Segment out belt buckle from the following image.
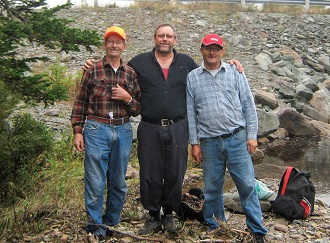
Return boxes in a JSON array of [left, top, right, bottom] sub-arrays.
[[161, 119, 170, 126], [109, 119, 115, 125], [109, 118, 121, 125], [220, 133, 231, 139]]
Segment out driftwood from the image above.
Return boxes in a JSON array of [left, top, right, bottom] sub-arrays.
[[105, 225, 166, 242]]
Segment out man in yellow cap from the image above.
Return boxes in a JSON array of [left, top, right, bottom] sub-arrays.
[[71, 26, 141, 240]]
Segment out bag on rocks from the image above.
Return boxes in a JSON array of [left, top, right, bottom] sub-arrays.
[[255, 178, 274, 200], [270, 166, 315, 220]]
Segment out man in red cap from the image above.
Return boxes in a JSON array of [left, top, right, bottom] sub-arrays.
[[186, 33, 268, 243], [71, 26, 141, 240]]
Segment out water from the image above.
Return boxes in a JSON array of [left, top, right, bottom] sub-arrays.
[[261, 136, 330, 205]]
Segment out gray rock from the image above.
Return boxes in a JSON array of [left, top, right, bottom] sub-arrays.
[[291, 66, 309, 82], [255, 90, 278, 109], [271, 67, 287, 76], [303, 104, 328, 123], [301, 77, 320, 92], [278, 86, 295, 99], [257, 108, 280, 137], [274, 223, 289, 233], [255, 52, 273, 71], [279, 46, 304, 67], [271, 52, 282, 62], [318, 55, 330, 73], [277, 108, 321, 136], [281, 55, 296, 64], [312, 72, 327, 83], [323, 79, 330, 91], [295, 84, 314, 101], [314, 238, 330, 243], [305, 59, 325, 72]]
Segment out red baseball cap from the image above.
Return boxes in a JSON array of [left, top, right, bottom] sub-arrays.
[[104, 26, 126, 41], [202, 34, 223, 47]]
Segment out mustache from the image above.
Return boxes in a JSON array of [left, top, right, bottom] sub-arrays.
[[155, 45, 174, 53]]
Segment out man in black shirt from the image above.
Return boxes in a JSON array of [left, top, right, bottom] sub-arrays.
[[84, 24, 242, 234], [128, 24, 198, 234]]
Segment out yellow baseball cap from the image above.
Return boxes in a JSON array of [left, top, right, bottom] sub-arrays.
[[104, 26, 126, 41]]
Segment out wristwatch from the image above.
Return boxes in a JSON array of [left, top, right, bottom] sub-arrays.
[[125, 96, 133, 106]]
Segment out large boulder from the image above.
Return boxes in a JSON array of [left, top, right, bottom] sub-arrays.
[[278, 45, 304, 67], [308, 90, 330, 122], [276, 108, 321, 136], [255, 89, 278, 109], [254, 52, 273, 71], [257, 108, 280, 137]]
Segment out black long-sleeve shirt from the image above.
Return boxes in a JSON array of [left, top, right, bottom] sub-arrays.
[[128, 48, 198, 120]]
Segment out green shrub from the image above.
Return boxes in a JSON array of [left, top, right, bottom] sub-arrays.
[[0, 114, 54, 205], [0, 80, 18, 124]]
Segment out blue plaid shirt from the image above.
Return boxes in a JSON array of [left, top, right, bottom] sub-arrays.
[[186, 61, 258, 145]]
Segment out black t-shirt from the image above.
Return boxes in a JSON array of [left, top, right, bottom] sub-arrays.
[[128, 48, 198, 120]]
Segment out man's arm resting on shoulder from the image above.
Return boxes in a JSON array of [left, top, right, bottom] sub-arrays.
[[83, 59, 95, 71], [227, 59, 244, 73]]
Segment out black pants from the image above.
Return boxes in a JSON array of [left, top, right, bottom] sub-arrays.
[[137, 118, 188, 213]]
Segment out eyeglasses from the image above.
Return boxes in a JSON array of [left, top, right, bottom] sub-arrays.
[[203, 46, 222, 52], [156, 34, 176, 40], [105, 40, 124, 45]]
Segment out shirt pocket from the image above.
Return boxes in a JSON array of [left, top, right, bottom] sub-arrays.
[[221, 88, 240, 109], [91, 79, 112, 98]]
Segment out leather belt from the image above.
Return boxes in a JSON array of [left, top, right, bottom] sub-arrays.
[[142, 116, 186, 127], [219, 126, 244, 139], [87, 115, 129, 125]]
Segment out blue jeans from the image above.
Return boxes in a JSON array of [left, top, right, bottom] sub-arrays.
[[83, 120, 133, 236], [200, 129, 267, 235]]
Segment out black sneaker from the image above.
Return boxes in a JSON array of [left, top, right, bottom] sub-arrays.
[[95, 234, 105, 241], [162, 214, 177, 233], [138, 218, 162, 235], [253, 233, 266, 243], [105, 227, 113, 236]]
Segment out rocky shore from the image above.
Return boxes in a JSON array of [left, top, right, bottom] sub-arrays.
[[19, 5, 330, 139], [11, 5, 330, 243]]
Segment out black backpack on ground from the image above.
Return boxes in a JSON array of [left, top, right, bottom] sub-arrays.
[[270, 166, 316, 220]]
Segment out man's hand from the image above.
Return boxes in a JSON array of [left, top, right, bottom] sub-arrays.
[[228, 59, 244, 73], [111, 84, 131, 103], [73, 133, 85, 152], [83, 59, 95, 71], [191, 144, 203, 163], [247, 139, 258, 155]]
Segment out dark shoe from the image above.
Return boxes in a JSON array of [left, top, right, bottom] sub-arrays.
[[253, 233, 266, 243], [138, 218, 162, 235], [189, 188, 204, 199], [106, 227, 113, 236], [96, 234, 105, 241], [162, 214, 177, 233]]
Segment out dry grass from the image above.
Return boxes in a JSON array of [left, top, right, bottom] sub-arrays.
[[132, 1, 243, 13], [262, 3, 330, 14], [0, 136, 86, 239], [262, 3, 306, 13], [306, 5, 330, 14], [131, 1, 330, 15]]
